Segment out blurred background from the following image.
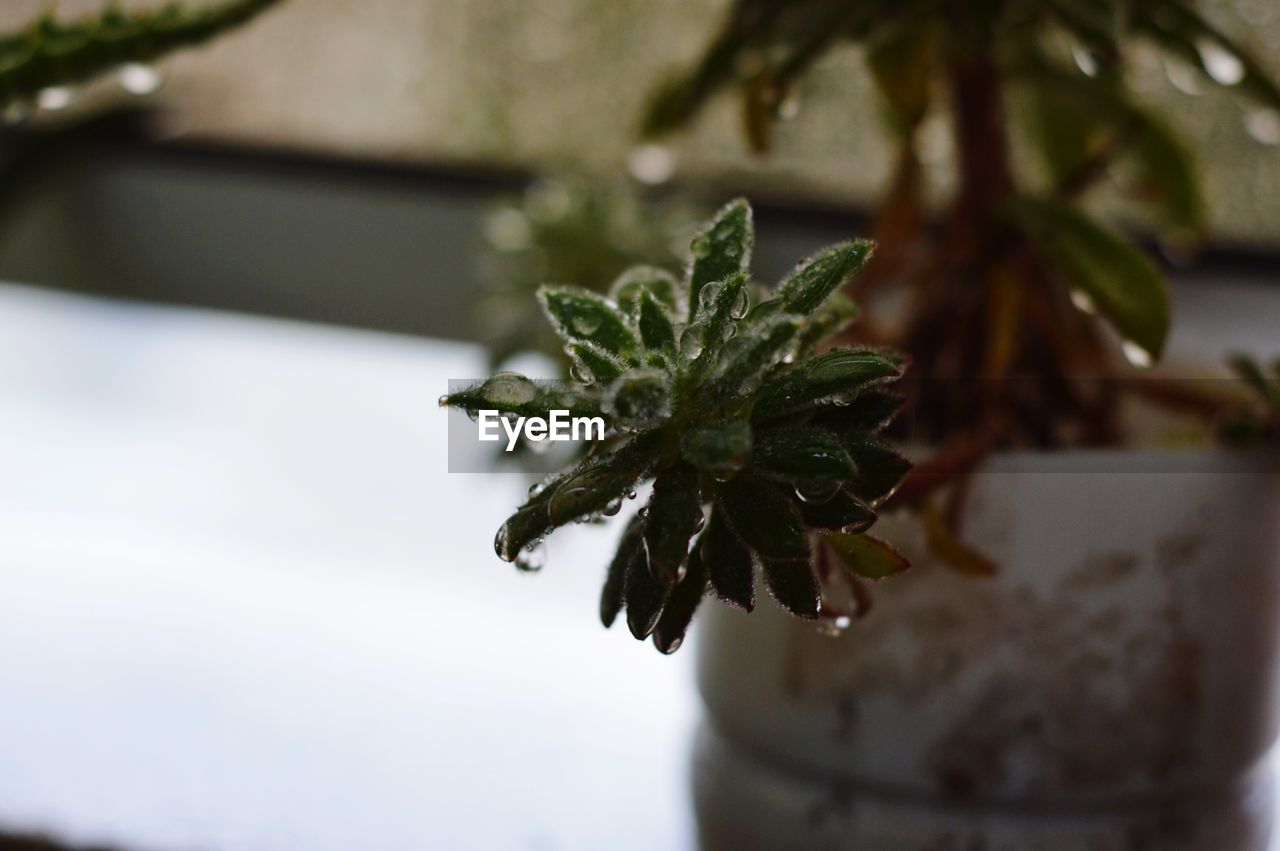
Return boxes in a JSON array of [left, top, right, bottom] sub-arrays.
[[0, 1, 1276, 849]]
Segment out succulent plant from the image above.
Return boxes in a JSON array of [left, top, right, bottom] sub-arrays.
[[0, 0, 282, 113], [443, 199, 913, 653]]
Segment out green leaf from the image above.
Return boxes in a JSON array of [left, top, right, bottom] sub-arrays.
[[544, 436, 657, 528], [680, 418, 753, 479], [843, 437, 911, 506], [796, 490, 876, 533], [624, 542, 669, 640], [752, 428, 858, 484], [539, 285, 639, 359], [637, 288, 678, 354], [601, 517, 643, 628], [1229, 354, 1280, 407], [754, 347, 904, 420], [777, 240, 875, 315], [866, 22, 937, 133], [717, 475, 808, 562], [1128, 112, 1204, 233], [686, 272, 749, 368], [609, 266, 682, 316], [568, 342, 626, 384], [643, 465, 706, 585], [713, 314, 803, 400], [652, 549, 708, 654], [0, 0, 283, 108], [698, 511, 755, 611], [760, 557, 821, 619], [441, 372, 603, 421], [1011, 196, 1170, 363], [606, 371, 671, 430], [826, 532, 910, 580], [687, 199, 753, 313]]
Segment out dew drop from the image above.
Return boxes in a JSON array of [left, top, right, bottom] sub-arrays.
[[2, 99, 33, 127], [570, 363, 591, 384], [119, 63, 164, 96], [1197, 40, 1244, 86], [570, 313, 602, 337], [515, 541, 546, 572], [602, 497, 623, 517], [1245, 109, 1280, 146], [698, 282, 724, 312], [1165, 60, 1202, 96], [37, 86, 75, 111], [437, 394, 450, 407], [680, 324, 707, 360], [528, 481, 547, 498], [730, 288, 750, 320], [1072, 46, 1099, 78], [628, 144, 675, 185], [626, 489, 638, 500], [795, 478, 842, 504], [1070, 289, 1097, 315], [816, 615, 852, 638], [483, 371, 537, 406], [1122, 340, 1154, 369]]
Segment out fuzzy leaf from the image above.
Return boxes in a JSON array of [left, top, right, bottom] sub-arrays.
[[778, 240, 875, 314], [540, 286, 639, 359], [826, 532, 910, 580], [643, 465, 705, 585], [699, 511, 755, 611], [601, 517, 643, 627], [638, 288, 678, 354], [796, 490, 877, 532], [568, 342, 627, 383], [754, 347, 904, 420], [624, 544, 670, 640], [653, 549, 708, 654], [843, 437, 911, 506], [753, 428, 858, 484], [544, 436, 657, 528], [680, 418, 752, 479], [713, 314, 803, 401], [1012, 196, 1170, 363], [0, 0, 283, 108], [442, 372, 603, 421], [687, 272, 749, 368], [760, 557, 821, 619], [687, 199, 752, 312], [718, 475, 808, 562]]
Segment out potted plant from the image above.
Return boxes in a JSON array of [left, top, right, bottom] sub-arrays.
[[447, 2, 1280, 847]]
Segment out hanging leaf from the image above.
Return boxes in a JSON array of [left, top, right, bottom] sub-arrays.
[[698, 512, 756, 611], [796, 490, 877, 532], [601, 517, 644, 627], [826, 532, 910, 580], [653, 550, 709, 654], [1010, 196, 1170, 363], [643, 465, 706, 585], [717, 475, 808, 563], [539, 285, 639, 359], [624, 545, 670, 640], [753, 428, 858, 485], [843, 436, 912, 506]]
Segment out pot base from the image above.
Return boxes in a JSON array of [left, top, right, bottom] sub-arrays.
[[693, 722, 1275, 851]]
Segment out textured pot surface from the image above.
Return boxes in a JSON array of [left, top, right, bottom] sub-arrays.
[[698, 449, 1280, 807]]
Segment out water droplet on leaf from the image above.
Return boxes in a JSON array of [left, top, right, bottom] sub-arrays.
[[37, 86, 75, 111], [602, 497, 623, 517], [483, 372, 537, 406], [119, 63, 164, 96], [1197, 40, 1244, 86], [1072, 46, 1099, 77], [817, 614, 852, 637], [795, 479, 842, 504], [1165, 60, 1202, 95], [570, 313, 602, 336], [515, 541, 546, 572], [680, 324, 707, 360], [1122, 340, 1154, 369], [1070, 289, 1097, 315]]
